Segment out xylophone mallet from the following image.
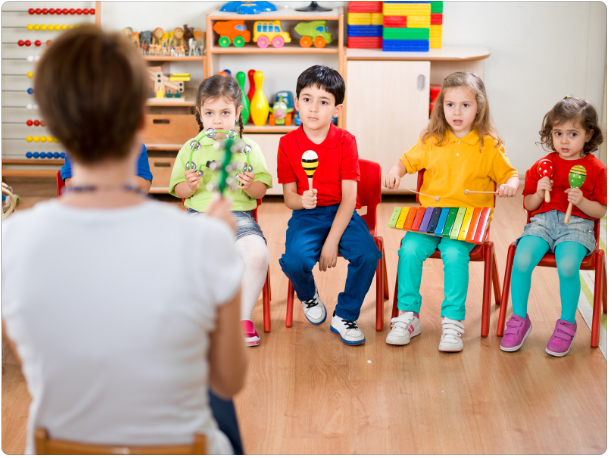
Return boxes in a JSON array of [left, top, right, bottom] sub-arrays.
[[537, 158, 554, 203], [464, 189, 498, 195], [301, 150, 318, 192], [564, 165, 587, 224], [398, 185, 440, 202]]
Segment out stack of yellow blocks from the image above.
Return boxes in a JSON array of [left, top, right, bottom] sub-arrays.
[[348, 12, 384, 25]]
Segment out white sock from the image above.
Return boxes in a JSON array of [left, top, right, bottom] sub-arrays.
[[234, 234, 269, 322]]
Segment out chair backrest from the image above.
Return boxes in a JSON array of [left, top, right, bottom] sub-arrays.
[[35, 429, 207, 455], [356, 158, 381, 237], [525, 209, 600, 251], [56, 170, 65, 197]]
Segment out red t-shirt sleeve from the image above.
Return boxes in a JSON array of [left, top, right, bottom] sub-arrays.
[[277, 137, 297, 184], [522, 161, 539, 196], [340, 135, 360, 181], [592, 166, 607, 206]]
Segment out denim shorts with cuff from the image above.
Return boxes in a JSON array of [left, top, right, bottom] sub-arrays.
[[187, 209, 266, 243]]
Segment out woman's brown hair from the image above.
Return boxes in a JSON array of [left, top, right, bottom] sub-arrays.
[[192, 75, 244, 138], [34, 26, 149, 165], [422, 71, 502, 149], [538, 96, 604, 154]]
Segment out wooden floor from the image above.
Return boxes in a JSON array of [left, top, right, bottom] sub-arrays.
[[2, 179, 607, 454]]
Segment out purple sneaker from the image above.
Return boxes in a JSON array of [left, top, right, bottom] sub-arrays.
[[545, 319, 577, 357], [500, 314, 532, 352]]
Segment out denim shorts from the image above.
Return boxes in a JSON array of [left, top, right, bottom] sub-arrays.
[[187, 209, 266, 243], [516, 210, 596, 255]]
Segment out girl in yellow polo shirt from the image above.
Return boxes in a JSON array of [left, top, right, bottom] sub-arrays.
[[383, 71, 519, 352]]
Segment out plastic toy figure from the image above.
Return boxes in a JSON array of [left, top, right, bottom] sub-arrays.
[[269, 91, 294, 126], [295, 20, 332, 48], [220, 1, 277, 15], [213, 20, 251, 48], [253, 20, 291, 48]]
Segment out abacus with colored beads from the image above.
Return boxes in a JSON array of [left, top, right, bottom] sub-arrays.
[[388, 206, 492, 244]]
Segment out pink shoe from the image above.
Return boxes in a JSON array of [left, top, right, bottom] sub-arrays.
[[545, 319, 577, 357], [500, 314, 532, 352], [241, 320, 260, 347]]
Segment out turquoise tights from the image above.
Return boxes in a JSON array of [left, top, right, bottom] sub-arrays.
[[511, 235, 587, 324]]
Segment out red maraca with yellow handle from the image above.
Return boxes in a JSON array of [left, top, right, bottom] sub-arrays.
[[537, 158, 554, 203], [301, 150, 318, 191], [564, 165, 587, 224]]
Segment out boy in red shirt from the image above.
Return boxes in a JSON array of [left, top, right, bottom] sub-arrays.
[[277, 65, 381, 345]]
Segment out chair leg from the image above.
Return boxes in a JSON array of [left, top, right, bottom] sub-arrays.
[[381, 238, 390, 300], [375, 237, 384, 332], [286, 280, 295, 328], [591, 250, 604, 348], [497, 243, 517, 337], [263, 267, 271, 333], [267, 267, 271, 302], [491, 244, 502, 305], [603, 261, 607, 315], [391, 271, 400, 320], [481, 242, 492, 337]]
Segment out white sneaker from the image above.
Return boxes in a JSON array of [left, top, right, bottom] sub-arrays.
[[301, 287, 327, 325], [330, 312, 365, 345], [386, 312, 421, 346], [438, 317, 465, 352]]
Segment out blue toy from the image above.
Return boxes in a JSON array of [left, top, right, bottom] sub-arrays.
[[294, 111, 301, 126], [27, 88, 34, 94], [220, 1, 277, 14], [26, 152, 32, 158]]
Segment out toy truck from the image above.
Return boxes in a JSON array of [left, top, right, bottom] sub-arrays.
[[269, 91, 294, 126], [294, 20, 332, 48], [212, 20, 251, 48], [253, 20, 292, 48]]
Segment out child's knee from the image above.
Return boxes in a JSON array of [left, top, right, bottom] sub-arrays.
[[440, 245, 470, 267], [279, 252, 310, 275], [398, 236, 432, 261], [513, 251, 537, 274], [557, 256, 580, 279]]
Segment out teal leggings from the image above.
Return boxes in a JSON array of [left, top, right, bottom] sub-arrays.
[[397, 231, 474, 321], [511, 235, 587, 324]]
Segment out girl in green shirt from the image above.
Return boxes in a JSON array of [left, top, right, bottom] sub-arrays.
[[170, 75, 272, 347]]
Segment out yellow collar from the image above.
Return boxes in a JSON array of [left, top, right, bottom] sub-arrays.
[[447, 129, 480, 146]]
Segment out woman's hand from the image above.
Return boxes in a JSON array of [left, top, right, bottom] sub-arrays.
[[206, 194, 236, 232], [185, 169, 201, 192]]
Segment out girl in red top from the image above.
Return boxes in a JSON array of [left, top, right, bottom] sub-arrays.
[[500, 97, 606, 357]]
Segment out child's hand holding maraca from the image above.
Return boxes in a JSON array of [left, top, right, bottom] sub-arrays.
[[536, 176, 553, 199], [565, 187, 584, 207], [184, 168, 201, 192], [302, 189, 317, 209]]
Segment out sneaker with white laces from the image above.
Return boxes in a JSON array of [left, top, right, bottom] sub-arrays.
[[439, 317, 465, 352], [386, 312, 421, 345], [301, 287, 327, 325], [330, 312, 365, 345]]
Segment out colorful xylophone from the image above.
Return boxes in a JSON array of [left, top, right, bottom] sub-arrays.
[[388, 206, 492, 244]]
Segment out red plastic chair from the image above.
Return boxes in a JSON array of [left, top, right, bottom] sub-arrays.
[[497, 210, 607, 347], [285, 159, 390, 331], [57, 170, 273, 333], [390, 169, 502, 337]]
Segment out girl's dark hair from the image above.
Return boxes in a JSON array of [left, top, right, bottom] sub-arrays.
[[191, 74, 244, 137], [538, 96, 604, 154], [296, 65, 345, 105]]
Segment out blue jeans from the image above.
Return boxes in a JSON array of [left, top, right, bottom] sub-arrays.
[[208, 389, 243, 455], [279, 205, 381, 321]]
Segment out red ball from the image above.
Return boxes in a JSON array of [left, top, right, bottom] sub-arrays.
[[18, 40, 25, 46], [62, 8, 69, 14], [28, 8, 35, 14], [35, 8, 41, 14], [42, 8, 48, 14], [46, 40, 52, 46], [49, 8, 55, 14], [25, 40, 31, 47], [33, 120, 40, 126], [83, 9, 89, 14], [55, 8, 61, 14], [90, 8, 95, 14], [26, 120, 33, 126], [34, 40, 41, 46], [69, 8, 75, 14], [76, 8, 82, 14], [40, 120, 46, 127]]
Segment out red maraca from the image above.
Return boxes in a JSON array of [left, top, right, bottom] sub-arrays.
[[537, 158, 554, 203]]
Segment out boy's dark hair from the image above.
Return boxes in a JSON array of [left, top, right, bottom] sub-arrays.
[[34, 27, 149, 165], [538, 96, 604, 154], [296, 65, 345, 105], [191, 74, 244, 138]]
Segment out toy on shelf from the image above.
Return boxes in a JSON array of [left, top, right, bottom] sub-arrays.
[[236, 72, 251, 125], [537, 158, 554, 203], [220, 1, 277, 14], [294, 111, 301, 126], [125, 25, 204, 56], [253, 21, 291, 48], [148, 67, 190, 99], [218, 69, 232, 76], [250, 71, 269, 126], [213, 20, 251, 48], [295, 21, 332, 48], [382, 1, 443, 51], [296, 1, 331, 12], [247, 69, 256, 101], [564, 165, 587, 224], [269, 91, 294, 126]]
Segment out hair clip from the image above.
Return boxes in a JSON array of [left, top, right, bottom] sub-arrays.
[[564, 95, 573, 99]]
